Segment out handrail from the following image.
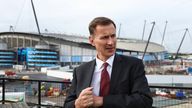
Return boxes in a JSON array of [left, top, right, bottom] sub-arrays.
[[0, 77, 71, 84], [149, 85, 192, 90]]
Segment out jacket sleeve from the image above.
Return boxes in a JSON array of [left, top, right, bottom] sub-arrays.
[[103, 60, 153, 108], [63, 68, 77, 108]]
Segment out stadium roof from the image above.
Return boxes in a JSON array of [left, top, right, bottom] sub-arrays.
[[45, 33, 166, 53]]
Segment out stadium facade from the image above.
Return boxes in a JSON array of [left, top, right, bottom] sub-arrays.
[[0, 32, 166, 68]]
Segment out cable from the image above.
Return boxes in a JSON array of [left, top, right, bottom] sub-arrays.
[[187, 30, 192, 44], [14, 0, 27, 31], [155, 24, 171, 51], [166, 28, 184, 35], [155, 25, 163, 38], [186, 30, 192, 53]]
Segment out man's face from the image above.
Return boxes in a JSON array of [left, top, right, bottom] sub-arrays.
[[89, 23, 117, 61]]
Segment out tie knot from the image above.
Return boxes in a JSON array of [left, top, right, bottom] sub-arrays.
[[103, 62, 108, 69]]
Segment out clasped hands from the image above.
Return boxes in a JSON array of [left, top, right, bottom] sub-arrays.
[[75, 87, 103, 108]]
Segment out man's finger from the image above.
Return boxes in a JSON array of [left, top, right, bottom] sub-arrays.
[[79, 87, 93, 96]]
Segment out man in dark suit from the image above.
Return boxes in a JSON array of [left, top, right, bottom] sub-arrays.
[[64, 17, 152, 108]]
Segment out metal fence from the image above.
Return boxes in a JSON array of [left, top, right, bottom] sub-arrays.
[[150, 85, 192, 108], [0, 77, 71, 108], [1, 78, 192, 108]]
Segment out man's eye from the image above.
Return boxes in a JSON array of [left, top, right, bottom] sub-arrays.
[[111, 34, 116, 38], [101, 36, 108, 39], [104, 36, 108, 39]]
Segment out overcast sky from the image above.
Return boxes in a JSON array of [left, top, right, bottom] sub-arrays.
[[1, 0, 192, 53]]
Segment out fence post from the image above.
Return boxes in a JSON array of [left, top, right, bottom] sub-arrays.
[[38, 81, 41, 108], [2, 78, 5, 104]]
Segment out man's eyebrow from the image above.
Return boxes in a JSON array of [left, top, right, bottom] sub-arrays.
[[105, 33, 116, 36]]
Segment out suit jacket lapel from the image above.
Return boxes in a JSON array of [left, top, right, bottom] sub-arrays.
[[110, 54, 123, 93], [85, 59, 96, 87], [77, 60, 95, 96]]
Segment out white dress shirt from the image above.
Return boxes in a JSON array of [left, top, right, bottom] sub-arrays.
[[91, 54, 115, 96]]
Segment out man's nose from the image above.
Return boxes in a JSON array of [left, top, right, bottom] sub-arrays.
[[107, 37, 114, 45]]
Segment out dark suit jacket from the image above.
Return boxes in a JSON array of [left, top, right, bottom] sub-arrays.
[[64, 54, 153, 108]]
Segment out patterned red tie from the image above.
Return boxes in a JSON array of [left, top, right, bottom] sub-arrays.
[[100, 63, 110, 96]]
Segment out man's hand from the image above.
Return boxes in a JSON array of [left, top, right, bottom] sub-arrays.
[[75, 87, 94, 108], [92, 96, 103, 107]]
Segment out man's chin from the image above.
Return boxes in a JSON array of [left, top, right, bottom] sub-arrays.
[[108, 49, 115, 54], [107, 52, 115, 56]]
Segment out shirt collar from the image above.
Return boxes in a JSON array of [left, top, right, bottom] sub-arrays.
[[96, 54, 115, 69]]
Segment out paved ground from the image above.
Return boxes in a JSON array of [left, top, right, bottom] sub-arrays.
[[26, 95, 66, 107]]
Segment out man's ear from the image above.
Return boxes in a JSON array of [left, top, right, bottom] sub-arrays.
[[89, 36, 95, 46]]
